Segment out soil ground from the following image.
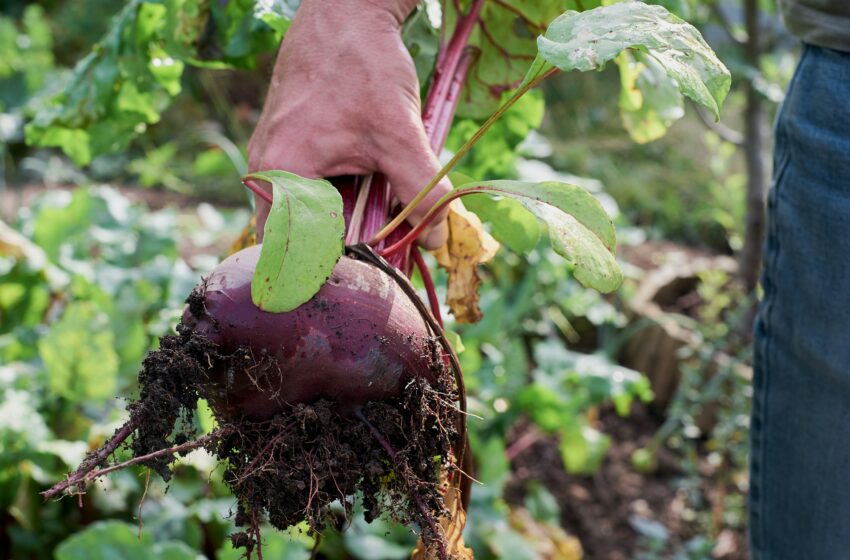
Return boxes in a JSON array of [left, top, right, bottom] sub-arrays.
[[504, 405, 749, 560]]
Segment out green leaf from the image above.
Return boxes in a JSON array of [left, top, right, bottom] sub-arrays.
[[444, 328, 466, 354], [38, 301, 119, 402], [450, 1, 598, 119], [558, 423, 610, 475], [617, 51, 685, 143], [462, 194, 541, 253], [217, 526, 312, 560], [475, 435, 510, 490], [25, 1, 161, 165], [0, 389, 50, 467], [249, 170, 344, 312], [196, 399, 217, 434], [524, 482, 561, 525], [402, 5, 439, 92], [453, 180, 622, 293], [26, 0, 292, 165], [56, 521, 200, 560], [532, 0, 730, 118], [516, 383, 571, 433], [253, 0, 301, 34]]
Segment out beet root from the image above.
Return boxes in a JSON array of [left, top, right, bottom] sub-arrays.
[[112, 245, 465, 559]]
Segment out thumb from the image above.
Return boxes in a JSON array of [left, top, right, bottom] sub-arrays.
[[379, 129, 452, 250]]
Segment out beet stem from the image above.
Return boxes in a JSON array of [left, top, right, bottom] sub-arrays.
[[346, 0, 481, 259], [428, 48, 478, 154], [359, 174, 392, 247], [422, 0, 485, 147], [380, 195, 456, 258], [242, 179, 273, 205], [346, 174, 372, 244], [411, 246, 443, 328], [369, 67, 559, 247]]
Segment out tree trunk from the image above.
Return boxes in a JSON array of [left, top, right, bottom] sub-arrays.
[[739, 0, 767, 294]]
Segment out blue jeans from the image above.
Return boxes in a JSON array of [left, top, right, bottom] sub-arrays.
[[751, 44, 850, 558]]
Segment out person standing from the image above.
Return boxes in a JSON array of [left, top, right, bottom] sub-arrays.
[[751, 1, 850, 557]]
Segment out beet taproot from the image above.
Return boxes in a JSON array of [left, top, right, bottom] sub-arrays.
[[182, 245, 444, 419]]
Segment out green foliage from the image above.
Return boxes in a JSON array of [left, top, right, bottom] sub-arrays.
[[617, 51, 685, 144], [463, 193, 541, 253], [0, 186, 246, 557], [55, 521, 200, 560], [128, 141, 192, 192], [452, 179, 622, 292], [447, 90, 545, 179], [248, 170, 344, 312], [402, 5, 440, 94], [531, 1, 730, 119], [447, 1, 599, 120], [514, 340, 651, 474], [0, 5, 54, 108], [25, 0, 290, 166], [38, 301, 119, 402]]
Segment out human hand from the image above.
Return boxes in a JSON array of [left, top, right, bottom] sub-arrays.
[[247, 0, 450, 249]]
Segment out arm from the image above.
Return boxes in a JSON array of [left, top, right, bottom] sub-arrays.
[[247, 0, 451, 249]]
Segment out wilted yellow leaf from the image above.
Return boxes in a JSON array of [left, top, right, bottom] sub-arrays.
[[432, 201, 499, 324]]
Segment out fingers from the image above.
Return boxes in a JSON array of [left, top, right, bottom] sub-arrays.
[[379, 128, 452, 250]]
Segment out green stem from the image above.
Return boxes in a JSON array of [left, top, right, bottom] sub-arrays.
[[367, 67, 558, 246]]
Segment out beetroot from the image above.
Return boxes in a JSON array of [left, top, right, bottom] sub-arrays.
[[46, 244, 464, 560], [183, 245, 443, 419]]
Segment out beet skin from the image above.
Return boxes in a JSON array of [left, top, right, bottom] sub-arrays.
[[182, 245, 442, 419]]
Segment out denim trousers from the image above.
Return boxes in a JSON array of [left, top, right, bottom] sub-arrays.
[[751, 44, 850, 558]]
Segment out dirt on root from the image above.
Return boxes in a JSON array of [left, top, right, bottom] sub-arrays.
[[504, 405, 749, 560], [128, 323, 461, 559]]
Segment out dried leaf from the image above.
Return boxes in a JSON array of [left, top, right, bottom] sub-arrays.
[[411, 475, 473, 560], [227, 214, 257, 256], [432, 201, 499, 324], [0, 220, 47, 267], [508, 508, 583, 560]]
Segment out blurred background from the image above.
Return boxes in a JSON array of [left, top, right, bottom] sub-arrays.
[[0, 1, 797, 558]]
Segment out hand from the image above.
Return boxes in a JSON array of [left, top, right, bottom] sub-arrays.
[[247, 0, 451, 249]]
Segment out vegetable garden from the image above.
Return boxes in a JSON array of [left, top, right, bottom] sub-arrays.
[[1, 1, 795, 558]]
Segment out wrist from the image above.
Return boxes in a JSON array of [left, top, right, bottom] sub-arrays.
[[297, 0, 417, 28], [364, 0, 419, 24]]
